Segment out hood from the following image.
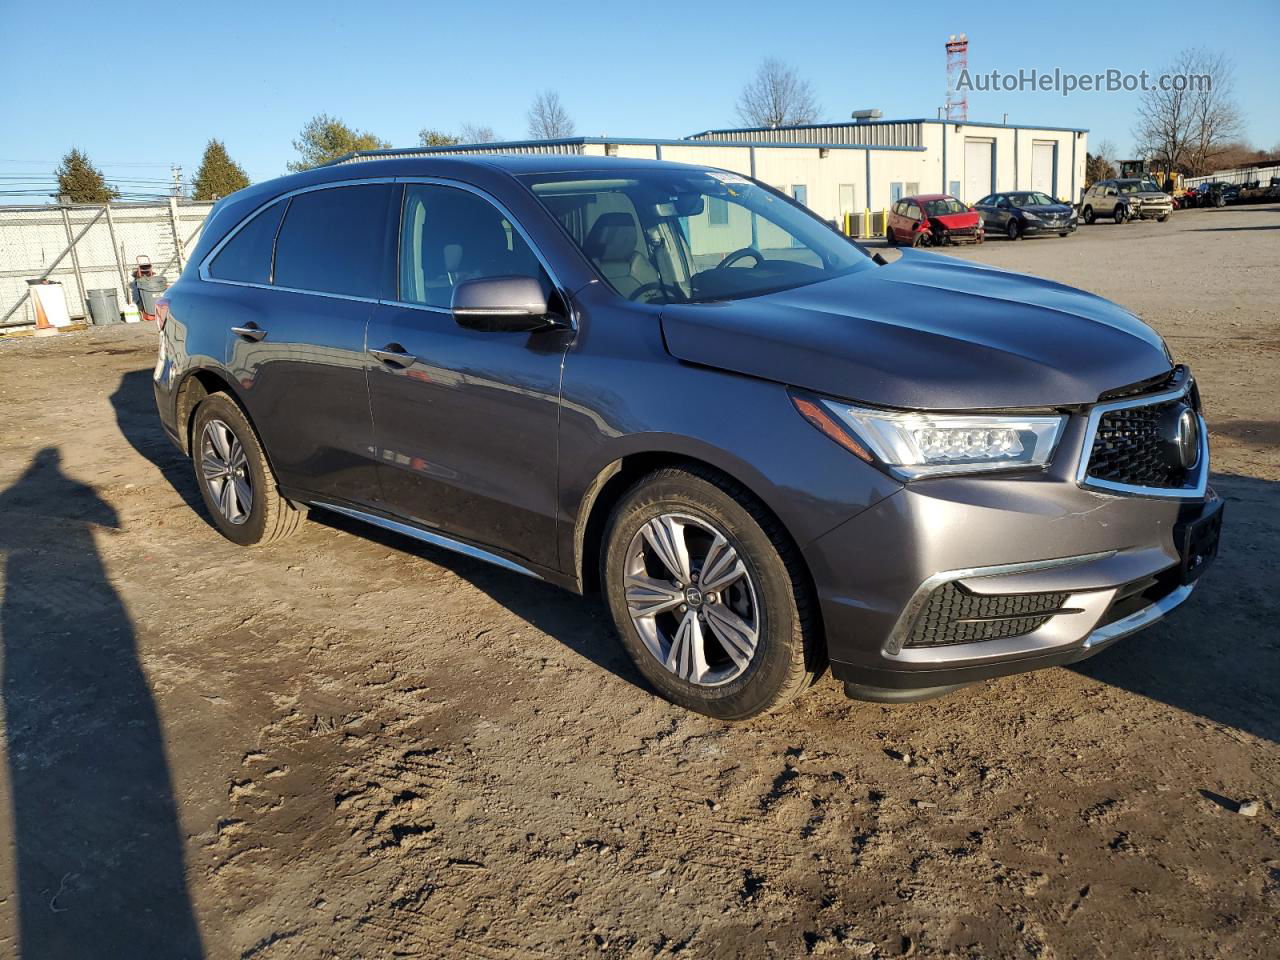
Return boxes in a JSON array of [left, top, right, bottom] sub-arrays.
[[659, 250, 1172, 410], [929, 211, 981, 228]]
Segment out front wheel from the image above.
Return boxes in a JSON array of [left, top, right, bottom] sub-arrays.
[[1114, 205, 1128, 224], [1157, 214, 1170, 222], [602, 467, 820, 720], [1082, 205, 1095, 224], [912, 229, 931, 247], [1006, 219, 1022, 240], [191, 393, 303, 546]]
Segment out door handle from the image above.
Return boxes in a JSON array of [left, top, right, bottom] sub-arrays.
[[370, 345, 417, 368], [231, 324, 267, 342]]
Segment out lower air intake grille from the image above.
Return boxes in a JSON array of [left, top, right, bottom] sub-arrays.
[[905, 583, 1070, 648]]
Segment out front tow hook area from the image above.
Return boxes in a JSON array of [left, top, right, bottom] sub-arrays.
[[843, 680, 976, 704]]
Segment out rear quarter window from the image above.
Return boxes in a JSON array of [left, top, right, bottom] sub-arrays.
[[272, 184, 393, 298], [207, 200, 286, 284]]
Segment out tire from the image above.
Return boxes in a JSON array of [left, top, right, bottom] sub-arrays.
[[1059, 232, 1070, 237], [601, 466, 820, 720], [1114, 205, 1127, 224], [1082, 205, 1095, 225], [885, 226, 897, 246], [191, 393, 304, 546], [1006, 219, 1021, 240], [912, 229, 931, 247], [1157, 214, 1169, 222]]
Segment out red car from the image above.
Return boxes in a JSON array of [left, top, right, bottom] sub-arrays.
[[886, 194, 984, 246]]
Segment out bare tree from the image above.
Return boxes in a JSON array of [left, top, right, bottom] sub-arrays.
[[735, 58, 819, 128], [459, 123, 499, 143], [1133, 48, 1241, 176], [527, 91, 575, 139], [1093, 138, 1118, 168]]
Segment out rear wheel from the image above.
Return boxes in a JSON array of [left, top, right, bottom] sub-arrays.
[[191, 393, 303, 546], [885, 225, 897, 246], [602, 467, 820, 720]]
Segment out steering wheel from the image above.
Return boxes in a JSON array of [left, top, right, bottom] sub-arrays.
[[628, 281, 675, 303], [717, 247, 764, 269]]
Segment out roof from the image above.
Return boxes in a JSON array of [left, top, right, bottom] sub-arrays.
[[907, 193, 952, 201], [328, 135, 926, 167], [687, 118, 1089, 137], [327, 153, 711, 174]]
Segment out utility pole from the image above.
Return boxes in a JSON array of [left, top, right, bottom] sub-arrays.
[[170, 163, 184, 198]]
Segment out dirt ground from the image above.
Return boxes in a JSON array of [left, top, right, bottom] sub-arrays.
[[0, 202, 1277, 960]]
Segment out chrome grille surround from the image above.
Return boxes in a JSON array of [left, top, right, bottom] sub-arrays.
[[1077, 371, 1208, 499]]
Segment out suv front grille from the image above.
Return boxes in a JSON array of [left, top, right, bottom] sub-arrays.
[[1081, 366, 1205, 497], [904, 582, 1070, 648], [1087, 400, 1187, 489]]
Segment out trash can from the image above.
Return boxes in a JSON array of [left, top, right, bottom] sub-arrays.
[[133, 275, 168, 319], [87, 288, 121, 326]]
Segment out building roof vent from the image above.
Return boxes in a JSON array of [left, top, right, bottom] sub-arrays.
[[851, 109, 883, 124]]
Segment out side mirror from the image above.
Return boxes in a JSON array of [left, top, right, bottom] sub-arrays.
[[451, 275, 563, 333]]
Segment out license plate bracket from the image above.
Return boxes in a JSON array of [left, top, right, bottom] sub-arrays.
[[1175, 499, 1223, 585]]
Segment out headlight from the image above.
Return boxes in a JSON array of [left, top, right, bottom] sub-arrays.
[[1022, 212, 1041, 222], [795, 395, 1066, 479]]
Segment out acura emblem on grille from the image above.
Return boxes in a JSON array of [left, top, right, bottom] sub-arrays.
[[1174, 406, 1200, 469]]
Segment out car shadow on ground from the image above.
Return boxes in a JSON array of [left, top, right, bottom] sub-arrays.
[[309, 508, 649, 692], [108, 367, 649, 696], [0, 448, 205, 958], [1190, 224, 1280, 232], [1070, 472, 1279, 744], [110, 369, 207, 518]]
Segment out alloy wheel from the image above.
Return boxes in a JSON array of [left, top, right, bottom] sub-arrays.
[[623, 513, 760, 687], [200, 419, 253, 525]]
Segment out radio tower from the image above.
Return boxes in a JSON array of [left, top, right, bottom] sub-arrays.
[[945, 34, 969, 122]]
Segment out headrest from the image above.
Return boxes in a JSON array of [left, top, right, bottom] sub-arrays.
[[583, 213, 638, 262]]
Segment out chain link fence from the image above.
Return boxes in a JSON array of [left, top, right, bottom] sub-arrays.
[[1, 200, 214, 330]]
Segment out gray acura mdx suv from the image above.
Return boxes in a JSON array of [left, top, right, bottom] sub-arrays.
[[153, 155, 1221, 719]]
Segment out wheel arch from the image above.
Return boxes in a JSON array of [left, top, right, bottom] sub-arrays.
[[572, 450, 818, 614], [174, 366, 252, 456]]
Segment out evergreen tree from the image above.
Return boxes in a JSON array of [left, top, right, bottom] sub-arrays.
[[288, 114, 390, 171], [191, 139, 250, 200], [55, 148, 118, 203]]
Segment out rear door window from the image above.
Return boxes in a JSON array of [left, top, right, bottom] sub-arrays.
[[208, 200, 286, 284], [272, 184, 393, 298]]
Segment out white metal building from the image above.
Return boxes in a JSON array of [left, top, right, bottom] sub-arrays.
[[337, 117, 1088, 225]]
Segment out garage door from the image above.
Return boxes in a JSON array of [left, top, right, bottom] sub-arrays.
[[963, 139, 994, 204], [1032, 141, 1057, 196]]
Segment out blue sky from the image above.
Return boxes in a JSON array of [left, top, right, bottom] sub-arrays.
[[2, 0, 1277, 199]]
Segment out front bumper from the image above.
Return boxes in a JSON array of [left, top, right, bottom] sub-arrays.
[[1133, 204, 1173, 219], [1023, 219, 1077, 235], [802, 408, 1219, 698]]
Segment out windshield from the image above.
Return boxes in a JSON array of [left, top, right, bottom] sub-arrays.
[[1117, 181, 1148, 194], [921, 197, 969, 216], [1010, 192, 1056, 207], [519, 169, 873, 304]]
